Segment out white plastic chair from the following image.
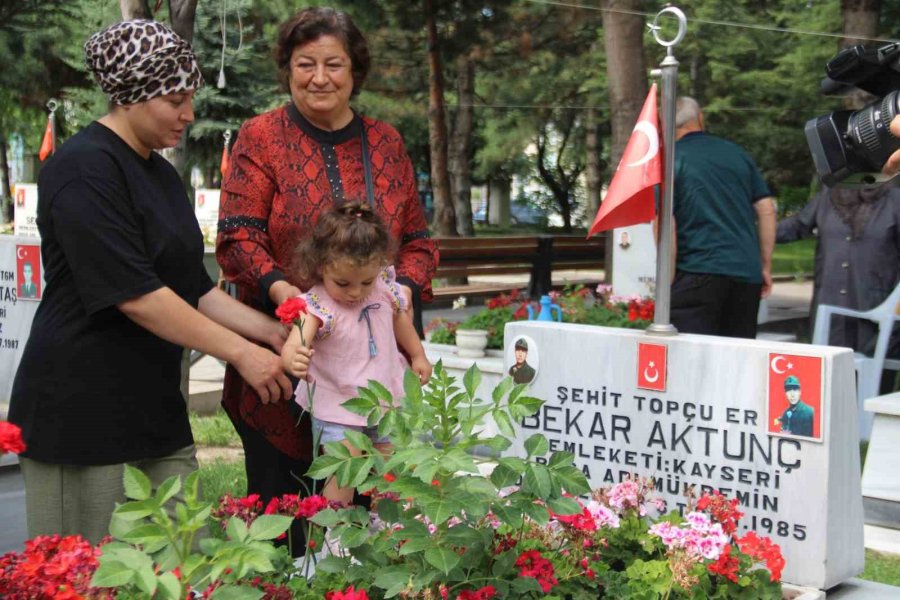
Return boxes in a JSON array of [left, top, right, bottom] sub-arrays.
[[812, 281, 900, 440]]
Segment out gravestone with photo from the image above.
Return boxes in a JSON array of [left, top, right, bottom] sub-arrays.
[[504, 320, 863, 589]]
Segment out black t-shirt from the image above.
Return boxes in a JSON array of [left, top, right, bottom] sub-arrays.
[[9, 122, 214, 465]]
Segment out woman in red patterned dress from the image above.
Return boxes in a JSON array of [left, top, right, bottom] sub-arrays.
[[215, 7, 437, 552]]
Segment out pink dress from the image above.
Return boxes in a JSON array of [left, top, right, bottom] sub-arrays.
[[294, 267, 409, 426]]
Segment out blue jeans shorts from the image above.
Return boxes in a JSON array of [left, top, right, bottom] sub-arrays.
[[310, 416, 389, 445]]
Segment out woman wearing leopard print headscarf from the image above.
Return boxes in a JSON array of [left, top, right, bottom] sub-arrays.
[[9, 19, 293, 544]]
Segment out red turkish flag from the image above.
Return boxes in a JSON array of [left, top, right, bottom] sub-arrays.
[[637, 342, 667, 392], [767, 353, 823, 441], [220, 143, 230, 178], [38, 118, 54, 161], [588, 84, 662, 236]]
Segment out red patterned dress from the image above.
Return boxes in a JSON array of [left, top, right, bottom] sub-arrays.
[[216, 104, 437, 461]]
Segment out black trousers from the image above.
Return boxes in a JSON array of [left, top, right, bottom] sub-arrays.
[[232, 416, 313, 557], [669, 271, 762, 339]]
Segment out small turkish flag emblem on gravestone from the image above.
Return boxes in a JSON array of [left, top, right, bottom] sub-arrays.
[[637, 342, 667, 392]]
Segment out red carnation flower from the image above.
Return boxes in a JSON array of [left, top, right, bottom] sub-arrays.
[[0, 420, 26, 455], [275, 297, 308, 325]]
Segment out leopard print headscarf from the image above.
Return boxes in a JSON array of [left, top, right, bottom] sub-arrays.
[[84, 20, 203, 105]]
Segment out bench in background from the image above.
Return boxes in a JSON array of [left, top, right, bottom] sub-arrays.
[[433, 234, 606, 302]]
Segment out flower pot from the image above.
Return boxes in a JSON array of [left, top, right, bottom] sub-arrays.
[[455, 328, 489, 358]]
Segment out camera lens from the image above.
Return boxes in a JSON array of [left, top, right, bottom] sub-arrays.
[[846, 90, 900, 169]]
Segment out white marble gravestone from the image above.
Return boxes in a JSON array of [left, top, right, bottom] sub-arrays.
[[504, 321, 863, 590], [610, 223, 656, 298]]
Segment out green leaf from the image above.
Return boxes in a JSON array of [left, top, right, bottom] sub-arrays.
[[548, 451, 575, 469], [183, 469, 200, 503], [421, 496, 462, 525], [480, 435, 512, 452], [491, 376, 515, 404], [340, 526, 370, 549], [367, 379, 395, 404], [226, 516, 249, 543], [343, 429, 375, 453], [524, 433, 549, 457], [119, 523, 168, 547], [490, 502, 523, 528], [248, 514, 293, 541], [306, 455, 344, 480], [463, 364, 482, 399], [342, 396, 376, 416], [210, 585, 265, 600], [510, 395, 544, 419], [123, 465, 152, 501], [511, 575, 544, 594], [490, 463, 519, 488], [156, 572, 181, 600], [310, 507, 341, 528], [112, 499, 156, 521], [377, 498, 401, 523], [315, 555, 351, 573], [498, 456, 528, 473], [374, 565, 413, 592], [425, 547, 461, 575], [336, 455, 374, 488], [438, 449, 479, 474], [555, 465, 591, 496], [492, 409, 516, 437], [397, 536, 432, 555], [524, 463, 552, 498], [403, 368, 423, 404], [412, 459, 439, 484], [90, 561, 134, 588], [154, 475, 181, 507], [547, 496, 582, 516]]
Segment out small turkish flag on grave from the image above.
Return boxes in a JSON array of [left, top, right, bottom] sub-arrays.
[[637, 342, 667, 392]]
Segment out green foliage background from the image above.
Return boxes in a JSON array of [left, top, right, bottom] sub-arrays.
[[1, 0, 895, 219]]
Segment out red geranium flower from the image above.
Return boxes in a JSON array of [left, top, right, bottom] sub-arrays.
[[275, 297, 308, 325], [325, 585, 369, 600], [707, 544, 740, 583], [457, 585, 497, 599], [0, 420, 26, 455]]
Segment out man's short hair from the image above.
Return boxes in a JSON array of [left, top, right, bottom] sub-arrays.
[[514, 338, 528, 351], [675, 96, 702, 129]]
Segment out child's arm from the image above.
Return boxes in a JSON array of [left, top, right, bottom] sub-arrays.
[[281, 316, 320, 380], [394, 309, 432, 384]]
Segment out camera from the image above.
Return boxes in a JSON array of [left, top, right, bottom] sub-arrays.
[[805, 42, 900, 186]]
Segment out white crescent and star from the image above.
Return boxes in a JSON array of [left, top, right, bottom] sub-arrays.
[[643, 360, 659, 383], [16, 247, 27, 259], [625, 121, 660, 167], [770, 355, 794, 374]]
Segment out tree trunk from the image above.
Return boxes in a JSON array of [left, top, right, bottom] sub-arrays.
[[584, 105, 602, 219], [0, 135, 11, 223], [424, 0, 456, 237], [119, 0, 151, 20], [449, 54, 475, 237], [601, 0, 649, 283], [168, 0, 199, 42], [601, 0, 648, 171], [840, 0, 881, 109]]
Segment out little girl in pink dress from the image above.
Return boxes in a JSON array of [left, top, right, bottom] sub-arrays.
[[280, 201, 431, 506]]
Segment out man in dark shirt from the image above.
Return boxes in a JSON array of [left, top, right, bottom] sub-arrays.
[[668, 97, 777, 339]]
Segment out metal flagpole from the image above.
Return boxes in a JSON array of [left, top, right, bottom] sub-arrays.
[[646, 7, 687, 337]]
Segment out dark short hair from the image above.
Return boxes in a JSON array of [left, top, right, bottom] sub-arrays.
[[274, 7, 370, 97]]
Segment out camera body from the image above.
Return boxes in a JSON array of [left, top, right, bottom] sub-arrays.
[[806, 42, 900, 186]]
